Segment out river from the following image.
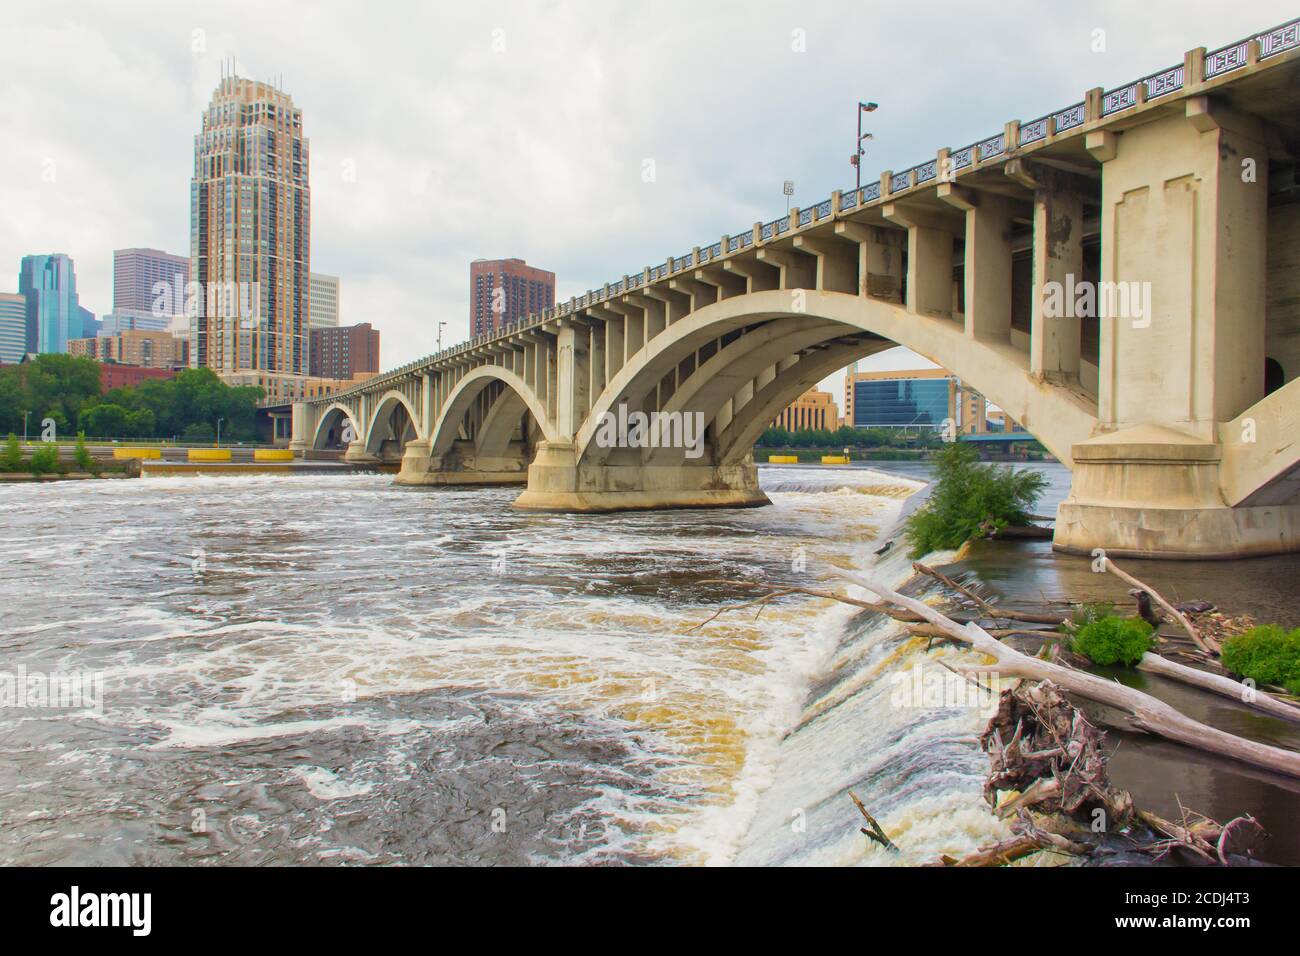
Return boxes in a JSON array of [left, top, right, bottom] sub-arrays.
[[1, 461, 1296, 865]]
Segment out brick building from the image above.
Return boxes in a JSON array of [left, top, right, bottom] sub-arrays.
[[470, 258, 555, 336], [309, 322, 380, 379]]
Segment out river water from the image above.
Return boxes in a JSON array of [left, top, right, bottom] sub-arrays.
[[1, 462, 1296, 865]]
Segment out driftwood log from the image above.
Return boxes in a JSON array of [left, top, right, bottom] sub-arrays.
[[1101, 557, 1216, 656], [830, 569, 1300, 780]]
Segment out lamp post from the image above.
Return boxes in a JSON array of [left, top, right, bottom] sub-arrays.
[[216, 417, 223, 448], [22, 410, 30, 443], [436, 321, 447, 352], [853, 101, 878, 191]]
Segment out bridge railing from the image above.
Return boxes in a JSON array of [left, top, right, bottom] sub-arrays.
[[309, 16, 1300, 407]]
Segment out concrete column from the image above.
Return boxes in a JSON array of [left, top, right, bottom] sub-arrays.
[[605, 318, 625, 383], [882, 203, 960, 319], [556, 320, 590, 439], [420, 373, 434, 438], [1030, 176, 1084, 380], [289, 402, 310, 451], [589, 324, 607, 402], [939, 185, 1014, 342], [835, 222, 904, 301], [1091, 101, 1267, 436]]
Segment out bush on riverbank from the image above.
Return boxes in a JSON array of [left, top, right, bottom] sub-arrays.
[[1071, 614, 1154, 666], [3, 433, 20, 471], [904, 443, 1047, 556], [1221, 625, 1300, 694], [27, 443, 61, 475], [74, 432, 96, 473]]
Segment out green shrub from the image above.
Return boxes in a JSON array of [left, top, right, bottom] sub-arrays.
[[1068, 602, 1116, 630], [74, 432, 94, 472], [28, 443, 60, 475], [1221, 625, 1300, 695], [3, 433, 20, 472], [1071, 615, 1154, 666], [904, 443, 1047, 556]]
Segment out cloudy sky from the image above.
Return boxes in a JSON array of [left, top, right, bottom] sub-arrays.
[[2, 0, 1291, 402]]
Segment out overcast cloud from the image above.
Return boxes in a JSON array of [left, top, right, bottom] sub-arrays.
[[1, 0, 1291, 398]]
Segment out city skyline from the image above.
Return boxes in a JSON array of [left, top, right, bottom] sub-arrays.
[[2, 1, 1289, 387]]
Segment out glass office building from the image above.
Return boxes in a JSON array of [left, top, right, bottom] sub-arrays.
[[18, 254, 85, 353], [0, 293, 26, 363], [851, 375, 954, 428]]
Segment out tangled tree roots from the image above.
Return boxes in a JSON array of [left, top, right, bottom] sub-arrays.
[[981, 680, 1134, 827]]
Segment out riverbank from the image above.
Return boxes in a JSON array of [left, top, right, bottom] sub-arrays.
[[879, 462, 1300, 864]]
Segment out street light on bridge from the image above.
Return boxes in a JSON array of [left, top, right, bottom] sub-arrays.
[[853, 101, 878, 191]]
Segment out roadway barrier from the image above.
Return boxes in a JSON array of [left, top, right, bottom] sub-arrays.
[[767, 455, 799, 464], [113, 447, 162, 459], [253, 449, 295, 462], [821, 455, 851, 465], [187, 448, 232, 462]]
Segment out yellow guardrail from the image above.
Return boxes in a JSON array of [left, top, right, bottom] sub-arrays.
[[188, 448, 232, 462], [768, 455, 799, 464], [821, 455, 851, 465], [253, 449, 295, 462], [113, 447, 162, 459]]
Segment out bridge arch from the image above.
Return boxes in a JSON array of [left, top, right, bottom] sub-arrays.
[[364, 390, 422, 458], [575, 288, 1099, 468], [428, 366, 561, 462], [312, 402, 360, 450]]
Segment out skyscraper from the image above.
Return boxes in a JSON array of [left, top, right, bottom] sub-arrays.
[[18, 254, 85, 353], [191, 72, 310, 376], [309, 273, 339, 328], [113, 248, 189, 315], [0, 292, 26, 363], [470, 258, 555, 337]]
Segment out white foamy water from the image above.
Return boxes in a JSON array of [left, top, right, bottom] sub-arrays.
[[0, 464, 1003, 865]]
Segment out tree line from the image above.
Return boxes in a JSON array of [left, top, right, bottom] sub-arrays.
[[757, 424, 945, 449], [0, 354, 263, 442]]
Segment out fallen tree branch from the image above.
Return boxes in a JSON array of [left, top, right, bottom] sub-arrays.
[[694, 578, 1065, 628], [913, 561, 1065, 624], [829, 569, 1300, 780], [1100, 557, 1216, 656], [1136, 651, 1300, 723], [848, 790, 899, 852]]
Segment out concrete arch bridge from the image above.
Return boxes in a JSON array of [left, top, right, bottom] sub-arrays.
[[295, 23, 1300, 559]]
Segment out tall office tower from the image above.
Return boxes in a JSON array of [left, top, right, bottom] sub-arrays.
[[114, 247, 190, 316], [0, 292, 26, 363], [191, 72, 310, 375], [309, 272, 339, 328], [470, 258, 555, 337], [18, 254, 85, 353]]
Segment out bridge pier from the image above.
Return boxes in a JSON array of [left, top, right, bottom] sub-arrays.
[[512, 442, 769, 512], [393, 438, 530, 486], [1054, 426, 1300, 559]]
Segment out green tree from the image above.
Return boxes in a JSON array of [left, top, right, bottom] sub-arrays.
[[904, 442, 1047, 556], [125, 408, 156, 439], [81, 403, 131, 438], [182, 422, 214, 443]]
